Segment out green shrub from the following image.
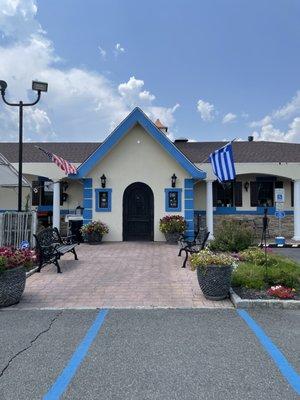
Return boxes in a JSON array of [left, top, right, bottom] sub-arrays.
[[209, 220, 254, 252], [232, 253, 300, 290]]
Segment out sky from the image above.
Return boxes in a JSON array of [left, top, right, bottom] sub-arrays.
[[0, 0, 300, 143]]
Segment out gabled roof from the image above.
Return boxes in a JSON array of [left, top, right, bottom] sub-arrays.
[[75, 107, 206, 179]]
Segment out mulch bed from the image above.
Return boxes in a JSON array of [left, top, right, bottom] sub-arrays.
[[233, 286, 300, 301]]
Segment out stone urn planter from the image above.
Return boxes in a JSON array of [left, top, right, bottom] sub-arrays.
[[0, 266, 26, 307], [80, 221, 109, 245], [86, 231, 103, 245], [159, 215, 187, 245], [164, 232, 182, 244], [196, 265, 232, 300], [190, 250, 235, 301]]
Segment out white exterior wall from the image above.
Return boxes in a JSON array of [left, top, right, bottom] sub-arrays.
[[88, 125, 189, 241]]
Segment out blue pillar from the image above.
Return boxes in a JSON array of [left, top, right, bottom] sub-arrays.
[[83, 178, 93, 225], [184, 178, 194, 239]]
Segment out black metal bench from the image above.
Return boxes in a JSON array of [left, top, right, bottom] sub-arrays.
[[34, 227, 79, 273], [178, 230, 210, 268]]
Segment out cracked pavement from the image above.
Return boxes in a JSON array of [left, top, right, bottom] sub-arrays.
[[0, 309, 299, 400]]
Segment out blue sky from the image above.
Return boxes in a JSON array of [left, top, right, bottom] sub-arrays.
[[1, 0, 300, 142]]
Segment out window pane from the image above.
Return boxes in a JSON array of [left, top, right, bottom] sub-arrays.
[[168, 191, 178, 208], [99, 192, 108, 208], [213, 181, 234, 207], [251, 181, 274, 207], [234, 182, 242, 207]]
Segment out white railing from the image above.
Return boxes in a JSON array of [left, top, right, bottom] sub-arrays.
[[0, 211, 37, 248]]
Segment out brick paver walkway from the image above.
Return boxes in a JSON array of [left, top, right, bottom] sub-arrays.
[[13, 243, 232, 309]]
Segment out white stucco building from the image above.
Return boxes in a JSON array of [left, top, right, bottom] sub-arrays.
[[1, 107, 300, 241]]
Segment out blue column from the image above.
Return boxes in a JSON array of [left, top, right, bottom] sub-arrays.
[[184, 178, 194, 239], [83, 178, 93, 225]]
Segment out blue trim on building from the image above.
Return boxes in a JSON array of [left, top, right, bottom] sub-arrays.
[[195, 208, 294, 216], [74, 108, 206, 180], [184, 179, 194, 239], [165, 188, 182, 212], [95, 188, 112, 212], [82, 178, 93, 224]]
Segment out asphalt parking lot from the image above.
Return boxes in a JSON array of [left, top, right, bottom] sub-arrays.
[[0, 309, 299, 400]]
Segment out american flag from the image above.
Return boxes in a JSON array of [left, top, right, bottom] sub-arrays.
[[209, 142, 236, 182], [35, 146, 77, 175]]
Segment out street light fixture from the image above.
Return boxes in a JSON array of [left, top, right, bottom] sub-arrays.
[[0, 79, 48, 211]]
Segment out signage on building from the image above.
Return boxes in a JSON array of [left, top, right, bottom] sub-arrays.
[[275, 202, 284, 211], [274, 188, 285, 203], [275, 210, 285, 219]]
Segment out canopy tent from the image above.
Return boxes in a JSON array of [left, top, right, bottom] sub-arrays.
[[0, 152, 30, 188]]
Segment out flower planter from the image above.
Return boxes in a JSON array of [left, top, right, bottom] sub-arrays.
[[164, 232, 182, 244], [86, 232, 103, 245], [196, 264, 232, 300], [0, 266, 26, 307]]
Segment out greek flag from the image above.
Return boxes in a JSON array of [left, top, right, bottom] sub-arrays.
[[209, 143, 236, 182]]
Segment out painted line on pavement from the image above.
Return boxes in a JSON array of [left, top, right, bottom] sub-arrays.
[[43, 308, 108, 400], [237, 309, 300, 395]]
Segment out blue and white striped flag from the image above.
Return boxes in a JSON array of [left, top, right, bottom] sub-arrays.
[[209, 143, 236, 182]]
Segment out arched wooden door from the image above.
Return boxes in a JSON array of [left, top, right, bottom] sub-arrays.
[[123, 182, 154, 241]]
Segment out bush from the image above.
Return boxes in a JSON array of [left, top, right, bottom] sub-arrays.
[[232, 250, 300, 290], [209, 220, 254, 252], [159, 215, 187, 234]]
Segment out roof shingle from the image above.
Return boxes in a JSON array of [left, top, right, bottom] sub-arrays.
[[1, 140, 300, 164]]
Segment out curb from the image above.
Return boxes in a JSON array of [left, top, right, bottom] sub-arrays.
[[26, 266, 39, 278], [230, 288, 300, 309]]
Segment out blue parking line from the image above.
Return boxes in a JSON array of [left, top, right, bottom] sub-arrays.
[[43, 309, 108, 400], [238, 310, 300, 395]]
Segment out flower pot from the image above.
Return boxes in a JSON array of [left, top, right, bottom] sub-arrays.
[[86, 232, 103, 245], [196, 264, 232, 300], [0, 266, 26, 307], [164, 232, 182, 244]]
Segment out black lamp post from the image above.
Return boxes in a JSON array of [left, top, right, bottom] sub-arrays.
[[171, 173, 177, 188], [101, 174, 106, 188], [0, 80, 48, 212]]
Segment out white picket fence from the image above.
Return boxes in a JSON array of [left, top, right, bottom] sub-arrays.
[[0, 211, 37, 248]]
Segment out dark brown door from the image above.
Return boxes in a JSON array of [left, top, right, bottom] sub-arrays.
[[123, 182, 154, 241]]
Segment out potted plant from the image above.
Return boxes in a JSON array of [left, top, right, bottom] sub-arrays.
[[159, 215, 187, 244], [190, 249, 237, 300], [0, 247, 35, 307], [80, 221, 109, 244]]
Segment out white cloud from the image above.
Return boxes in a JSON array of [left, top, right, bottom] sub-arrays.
[[0, 1, 178, 141], [252, 117, 300, 142], [114, 42, 125, 55], [249, 115, 272, 128], [98, 45, 106, 59], [222, 112, 237, 124], [196, 99, 215, 121], [273, 91, 300, 120]]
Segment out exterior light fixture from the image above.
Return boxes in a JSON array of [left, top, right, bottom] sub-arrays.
[[244, 181, 249, 192], [0, 79, 48, 211], [101, 174, 106, 188], [171, 173, 177, 188], [32, 81, 48, 92]]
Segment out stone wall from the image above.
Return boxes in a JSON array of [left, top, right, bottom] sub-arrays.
[[195, 213, 294, 239]]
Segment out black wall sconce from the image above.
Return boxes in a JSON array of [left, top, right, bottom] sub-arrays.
[[101, 174, 106, 188], [171, 173, 177, 188], [244, 181, 249, 192]]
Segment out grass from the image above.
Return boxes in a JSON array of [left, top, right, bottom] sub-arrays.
[[232, 252, 300, 290]]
